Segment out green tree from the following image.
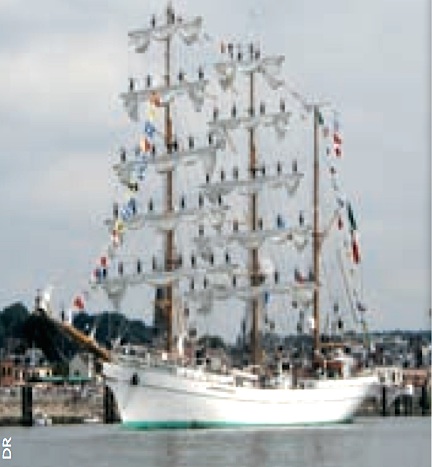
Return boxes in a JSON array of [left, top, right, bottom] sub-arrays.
[[0, 302, 29, 348], [0, 321, 5, 349], [198, 335, 226, 350]]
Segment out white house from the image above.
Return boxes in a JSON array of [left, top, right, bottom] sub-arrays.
[[68, 353, 95, 379]]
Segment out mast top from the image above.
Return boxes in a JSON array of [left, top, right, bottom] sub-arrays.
[[166, 2, 175, 23]]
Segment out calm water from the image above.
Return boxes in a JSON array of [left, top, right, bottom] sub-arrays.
[[1, 418, 430, 467]]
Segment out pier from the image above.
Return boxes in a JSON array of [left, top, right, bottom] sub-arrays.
[[0, 383, 120, 426], [0, 379, 429, 426], [359, 381, 430, 417]]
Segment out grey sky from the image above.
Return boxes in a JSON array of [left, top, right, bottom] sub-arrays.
[[0, 0, 429, 333]]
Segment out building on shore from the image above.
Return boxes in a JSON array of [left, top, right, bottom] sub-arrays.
[[68, 352, 95, 380], [0, 347, 53, 386]]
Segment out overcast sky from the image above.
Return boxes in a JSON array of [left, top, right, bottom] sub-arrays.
[[0, 0, 429, 333]]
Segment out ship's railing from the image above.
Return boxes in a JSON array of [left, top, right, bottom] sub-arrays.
[[112, 346, 374, 389], [111, 347, 210, 371], [112, 347, 239, 384]]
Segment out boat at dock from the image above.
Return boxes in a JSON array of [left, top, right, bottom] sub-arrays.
[[33, 411, 52, 427]]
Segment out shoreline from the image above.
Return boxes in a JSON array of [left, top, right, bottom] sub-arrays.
[[0, 415, 98, 427], [0, 414, 429, 428]]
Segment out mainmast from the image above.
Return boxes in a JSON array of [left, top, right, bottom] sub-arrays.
[[249, 70, 261, 366], [164, 3, 174, 353], [206, 44, 316, 365]]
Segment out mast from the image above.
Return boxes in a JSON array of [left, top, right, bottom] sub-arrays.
[[249, 70, 260, 366], [93, 3, 211, 352], [312, 105, 320, 354], [207, 46, 302, 365], [164, 3, 174, 353]]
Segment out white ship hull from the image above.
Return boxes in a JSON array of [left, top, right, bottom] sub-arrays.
[[104, 360, 377, 429]]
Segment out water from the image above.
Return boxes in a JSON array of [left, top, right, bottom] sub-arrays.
[[1, 418, 430, 467]]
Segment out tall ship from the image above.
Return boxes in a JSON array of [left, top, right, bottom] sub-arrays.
[[90, 3, 377, 428]]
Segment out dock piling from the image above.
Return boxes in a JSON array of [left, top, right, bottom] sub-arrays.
[[381, 385, 387, 416], [21, 385, 33, 427], [103, 384, 117, 423]]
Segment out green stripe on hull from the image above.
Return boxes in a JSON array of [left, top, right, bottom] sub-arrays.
[[123, 418, 354, 430]]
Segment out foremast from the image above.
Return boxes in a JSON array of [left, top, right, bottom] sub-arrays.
[[93, 2, 217, 353]]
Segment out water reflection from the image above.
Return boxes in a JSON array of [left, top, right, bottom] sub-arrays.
[[4, 418, 430, 467]]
